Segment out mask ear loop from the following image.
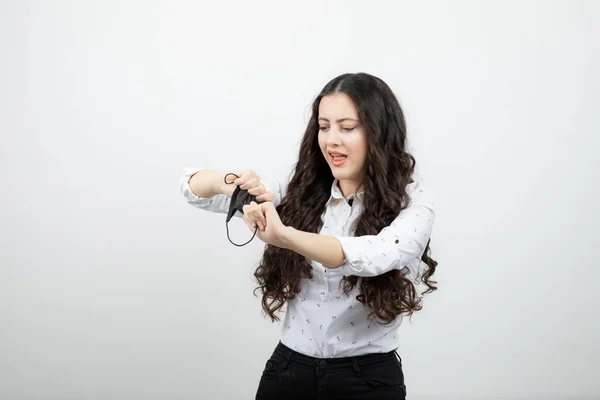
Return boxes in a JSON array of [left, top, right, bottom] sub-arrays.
[[224, 173, 258, 247]]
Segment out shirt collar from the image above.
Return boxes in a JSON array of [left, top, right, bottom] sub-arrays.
[[326, 179, 364, 206]]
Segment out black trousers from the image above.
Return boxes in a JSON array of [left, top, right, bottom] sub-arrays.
[[255, 342, 407, 400]]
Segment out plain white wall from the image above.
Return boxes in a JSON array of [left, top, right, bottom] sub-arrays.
[[1, 1, 599, 399]]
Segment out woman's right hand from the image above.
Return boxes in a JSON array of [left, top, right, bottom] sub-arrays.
[[218, 170, 275, 203]]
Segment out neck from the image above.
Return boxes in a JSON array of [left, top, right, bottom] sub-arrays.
[[338, 179, 363, 198]]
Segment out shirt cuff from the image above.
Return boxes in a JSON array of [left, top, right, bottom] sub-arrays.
[[180, 167, 228, 211], [336, 236, 367, 275]]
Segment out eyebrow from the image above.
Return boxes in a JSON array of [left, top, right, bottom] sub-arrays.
[[318, 118, 360, 123]]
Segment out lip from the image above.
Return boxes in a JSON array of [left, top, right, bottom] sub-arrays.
[[328, 151, 347, 167], [331, 157, 346, 167]]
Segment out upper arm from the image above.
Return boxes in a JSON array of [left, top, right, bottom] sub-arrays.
[[335, 180, 435, 278]]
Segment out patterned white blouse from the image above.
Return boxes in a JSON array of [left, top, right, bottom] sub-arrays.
[[180, 167, 435, 358]]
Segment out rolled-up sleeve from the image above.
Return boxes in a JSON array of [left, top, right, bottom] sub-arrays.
[[180, 167, 230, 213], [180, 167, 287, 216], [336, 180, 435, 280]]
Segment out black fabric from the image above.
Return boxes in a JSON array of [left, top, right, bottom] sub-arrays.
[[224, 173, 259, 247], [255, 341, 406, 400]]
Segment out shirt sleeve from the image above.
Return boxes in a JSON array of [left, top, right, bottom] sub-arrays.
[[179, 167, 287, 217], [335, 180, 435, 280]]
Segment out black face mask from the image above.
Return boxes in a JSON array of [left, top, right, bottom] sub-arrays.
[[224, 173, 259, 246]]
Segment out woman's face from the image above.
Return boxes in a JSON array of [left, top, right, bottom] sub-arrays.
[[317, 93, 368, 194]]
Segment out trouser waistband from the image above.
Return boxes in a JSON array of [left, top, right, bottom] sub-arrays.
[[272, 341, 401, 371]]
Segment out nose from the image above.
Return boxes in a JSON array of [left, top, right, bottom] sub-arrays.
[[326, 127, 342, 146]]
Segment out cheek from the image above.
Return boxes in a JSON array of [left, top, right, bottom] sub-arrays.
[[318, 135, 329, 154], [349, 137, 368, 162]]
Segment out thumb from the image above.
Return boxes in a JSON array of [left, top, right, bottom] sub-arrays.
[[260, 202, 275, 216]]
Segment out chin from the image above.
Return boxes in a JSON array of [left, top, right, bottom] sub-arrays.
[[330, 168, 353, 180]]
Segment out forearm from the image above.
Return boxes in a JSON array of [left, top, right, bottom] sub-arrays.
[[280, 227, 346, 268], [188, 169, 233, 198]]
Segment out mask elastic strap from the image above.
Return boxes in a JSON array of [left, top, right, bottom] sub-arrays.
[[224, 173, 258, 247], [226, 221, 258, 247]]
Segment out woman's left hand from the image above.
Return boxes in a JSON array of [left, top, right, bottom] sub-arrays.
[[242, 201, 288, 248]]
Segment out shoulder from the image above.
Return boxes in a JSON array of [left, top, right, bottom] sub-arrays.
[[405, 173, 435, 211]]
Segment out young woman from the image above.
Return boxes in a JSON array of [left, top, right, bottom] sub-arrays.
[[180, 72, 437, 400]]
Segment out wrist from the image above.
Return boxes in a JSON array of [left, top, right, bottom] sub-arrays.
[[214, 178, 226, 196], [279, 225, 296, 250], [215, 172, 235, 198]]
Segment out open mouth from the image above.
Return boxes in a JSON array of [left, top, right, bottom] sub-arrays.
[[329, 151, 347, 166]]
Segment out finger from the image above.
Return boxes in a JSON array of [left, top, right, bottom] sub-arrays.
[[242, 204, 257, 226], [248, 201, 260, 216], [232, 170, 248, 186], [233, 176, 247, 187], [241, 206, 252, 223], [254, 208, 266, 228], [247, 183, 266, 196], [259, 207, 267, 226], [260, 201, 273, 210], [241, 213, 256, 230], [242, 204, 250, 215], [256, 191, 275, 202], [247, 201, 265, 227], [245, 202, 263, 229], [240, 177, 259, 190], [233, 170, 256, 187], [224, 174, 236, 185], [261, 202, 277, 219]]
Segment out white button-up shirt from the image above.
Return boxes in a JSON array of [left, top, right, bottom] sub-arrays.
[[180, 167, 435, 357]]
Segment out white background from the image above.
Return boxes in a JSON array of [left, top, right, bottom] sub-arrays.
[[1, 1, 599, 399]]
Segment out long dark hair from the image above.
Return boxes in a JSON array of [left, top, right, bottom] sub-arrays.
[[253, 73, 438, 324]]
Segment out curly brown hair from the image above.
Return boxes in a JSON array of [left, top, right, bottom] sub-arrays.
[[253, 73, 438, 325]]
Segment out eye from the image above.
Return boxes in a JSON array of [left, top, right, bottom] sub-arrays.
[[319, 126, 329, 132], [342, 127, 356, 132]]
